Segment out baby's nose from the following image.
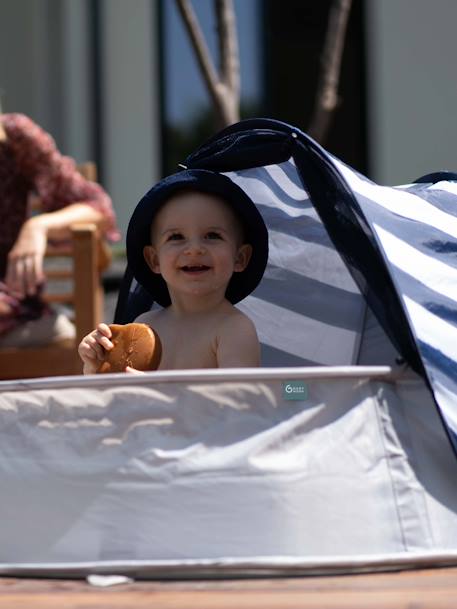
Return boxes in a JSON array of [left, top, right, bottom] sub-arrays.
[[184, 238, 206, 254]]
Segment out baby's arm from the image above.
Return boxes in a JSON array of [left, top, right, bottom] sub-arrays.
[[78, 322, 113, 374], [216, 314, 260, 368]]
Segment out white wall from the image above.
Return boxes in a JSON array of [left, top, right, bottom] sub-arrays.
[[98, 0, 161, 238], [0, 0, 161, 240], [0, 0, 57, 130], [366, 0, 457, 185], [60, 0, 94, 160]]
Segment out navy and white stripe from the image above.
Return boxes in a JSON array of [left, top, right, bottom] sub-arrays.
[[333, 158, 457, 446], [224, 161, 365, 367], [223, 147, 457, 451]]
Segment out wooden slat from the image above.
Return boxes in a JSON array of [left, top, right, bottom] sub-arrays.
[[44, 269, 73, 280], [0, 342, 80, 379], [43, 293, 74, 305], [45, 246, 73, 257], [0, 567, 456, 609], [77, 161, 97, 182]]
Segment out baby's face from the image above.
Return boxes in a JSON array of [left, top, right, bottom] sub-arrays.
[[143, 191, 252, 302]]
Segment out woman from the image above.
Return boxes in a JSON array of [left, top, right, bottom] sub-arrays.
[[0, 112, 119, 347]]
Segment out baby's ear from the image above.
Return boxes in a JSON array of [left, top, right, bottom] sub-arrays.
[[143, 245, 160, 274], [234, 244, 252, 272]]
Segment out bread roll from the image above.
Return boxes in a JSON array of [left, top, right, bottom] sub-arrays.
[[97, 323, 162, 373]]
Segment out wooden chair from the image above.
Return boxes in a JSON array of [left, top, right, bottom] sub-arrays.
[[0, 163, 112, 380]]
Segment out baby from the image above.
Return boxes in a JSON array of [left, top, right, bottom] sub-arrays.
[[79, 169, 269, 373]]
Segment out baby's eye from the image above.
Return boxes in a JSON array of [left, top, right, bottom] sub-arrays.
[[206, 231, 222, 240], [167, 232, 184, 241]]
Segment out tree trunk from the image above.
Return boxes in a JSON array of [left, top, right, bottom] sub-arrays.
[[176, 0, 240, 128], [308, 0, 353, 144]]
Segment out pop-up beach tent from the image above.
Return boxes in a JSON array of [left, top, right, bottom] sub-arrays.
[[0, 118, 457, 578]]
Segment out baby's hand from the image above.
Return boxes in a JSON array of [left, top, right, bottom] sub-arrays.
[[78, 323, 114, 375]]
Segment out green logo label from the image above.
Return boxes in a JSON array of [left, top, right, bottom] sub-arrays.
[[282, 381, 308, 400]]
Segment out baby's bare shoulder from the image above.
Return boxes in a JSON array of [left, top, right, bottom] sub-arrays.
[[218, 307, 257, 336], [215, 307, 260, 367], [135, 308, 163, 326]]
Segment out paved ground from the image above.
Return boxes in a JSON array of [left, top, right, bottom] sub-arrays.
[[1, 566, 457, 608]]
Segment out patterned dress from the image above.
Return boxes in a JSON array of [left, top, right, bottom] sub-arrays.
[[0, 113, 119, 336]]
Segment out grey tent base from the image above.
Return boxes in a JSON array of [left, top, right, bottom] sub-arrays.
[[1, 551, 457, 580], [0, 366, 456, 576]]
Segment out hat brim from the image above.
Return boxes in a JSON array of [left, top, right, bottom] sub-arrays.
[[126, 169, 269, 307]]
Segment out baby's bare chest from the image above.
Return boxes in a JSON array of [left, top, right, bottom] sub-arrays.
[[154, 323, 218, 370]]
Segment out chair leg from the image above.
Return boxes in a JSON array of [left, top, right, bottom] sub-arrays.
[[72, 224, 104, 345]]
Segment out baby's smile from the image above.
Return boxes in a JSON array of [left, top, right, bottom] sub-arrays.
[[180, 264, 211, 274]]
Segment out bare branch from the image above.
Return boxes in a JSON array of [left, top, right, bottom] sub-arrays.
[[215, 0, 240, 97], [308, 0, 353, 143], [176, 0, 240, 127], [175, 0, 221, 111]]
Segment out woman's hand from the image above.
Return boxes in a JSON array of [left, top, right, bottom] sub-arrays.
[[5, 203, 105, 300], [6, 217, 47, 298]]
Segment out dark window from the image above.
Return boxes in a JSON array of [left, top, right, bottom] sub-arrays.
[[160, 0, 264, 175], [160, 0, 367, 175], [264, 0, 368, 173]]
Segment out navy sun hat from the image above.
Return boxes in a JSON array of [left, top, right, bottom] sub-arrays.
[[126, 169, 269, 307]]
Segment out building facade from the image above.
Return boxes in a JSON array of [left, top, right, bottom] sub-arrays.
[[1, 0, 456, 237]]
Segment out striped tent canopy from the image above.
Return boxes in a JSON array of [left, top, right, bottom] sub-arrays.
[[115, 118, 457, 455]]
